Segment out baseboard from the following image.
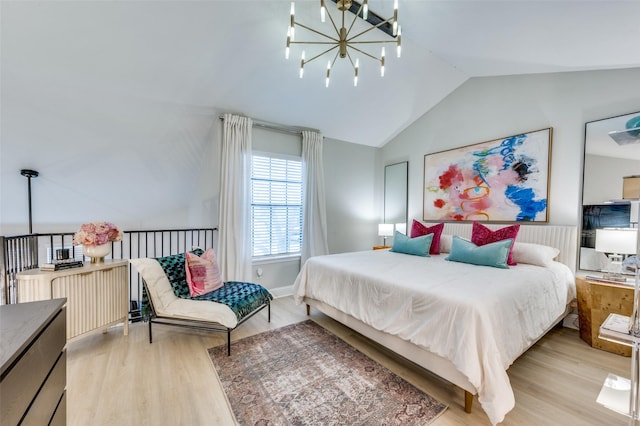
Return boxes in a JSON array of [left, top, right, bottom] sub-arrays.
[[269, 285, 293, 299]]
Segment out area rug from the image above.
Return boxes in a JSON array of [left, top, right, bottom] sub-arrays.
[[208, 320, 447, 425]]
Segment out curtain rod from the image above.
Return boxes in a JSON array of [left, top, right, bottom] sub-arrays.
[[218, 114, 319, 136]]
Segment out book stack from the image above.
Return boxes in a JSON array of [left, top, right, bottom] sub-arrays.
[[40, 260, 84, 272], [599, 313, 638, 346]]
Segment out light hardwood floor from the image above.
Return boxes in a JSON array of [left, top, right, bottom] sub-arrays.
[[67, 296, 630, 425]]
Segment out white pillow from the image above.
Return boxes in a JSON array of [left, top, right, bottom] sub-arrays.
[[511, 242, 560, 267], [439, 234, 453, 253]]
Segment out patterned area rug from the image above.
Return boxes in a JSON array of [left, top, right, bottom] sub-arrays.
[[208, 320, 447, 425]]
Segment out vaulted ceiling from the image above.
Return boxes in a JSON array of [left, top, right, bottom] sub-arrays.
[[3, 1, 639, 148], [1, 1, 639, 228]]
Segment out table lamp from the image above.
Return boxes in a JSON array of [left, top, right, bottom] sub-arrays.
[[378, 223, 394, 246], [595, 228, 638, 281]]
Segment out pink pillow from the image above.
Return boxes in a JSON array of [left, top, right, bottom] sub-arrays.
[[471, 222, 520, 265], [185, 248, 223, 296], [410, 220, 444, 255]]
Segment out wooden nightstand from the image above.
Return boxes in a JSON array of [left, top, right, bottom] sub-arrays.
[[372, 245, 391, 250], [576, 276, 634, 356]]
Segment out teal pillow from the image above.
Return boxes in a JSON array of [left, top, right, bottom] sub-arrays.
[[446, 236, 513, 269], [390, 231, 433, 257]]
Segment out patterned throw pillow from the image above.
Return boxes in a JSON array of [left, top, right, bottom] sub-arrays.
[[410, 220, 444, 254], [471, 222, 520, 265], [155, 249, 203, 298], [185, 248, 224, 296]]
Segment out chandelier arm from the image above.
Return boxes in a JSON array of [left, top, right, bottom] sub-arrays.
[[291, 41, 340, 45], [295, 21, 340, 42], [348, 40, 398, 44], [304, 45, 340, 65], [347, 45, 382, 62], [331, 50, 340, 68], [345, 1, 365, 36], [346, 17, 393, 41], [324, 5, 341, 37], [346, 50, 356, 68]]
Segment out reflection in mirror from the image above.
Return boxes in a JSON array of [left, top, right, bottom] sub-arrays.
[[580, 111, 640, 274], [384, 162, 408, 235]]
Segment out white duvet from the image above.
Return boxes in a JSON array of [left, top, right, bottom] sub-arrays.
[[292, 249, 575, 425]]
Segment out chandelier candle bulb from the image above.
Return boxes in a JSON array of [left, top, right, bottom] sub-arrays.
[[289, 3, 295, 40], [393, 0, 399, 35], [320, 0, 326, 22], [397, 26, 402, 58], [286, 31, 291, 59], [326, 60, 331, 87], [354, 58, 359, 87], [363, 0, 368, 20]]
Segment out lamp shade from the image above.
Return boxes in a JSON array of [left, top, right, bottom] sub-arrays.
[[378, 223, 394, 237], [395, 223, 407, 235], [595, 228, 638, 255]]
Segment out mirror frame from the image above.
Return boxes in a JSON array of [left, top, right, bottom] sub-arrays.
[[384, 161, 408, 232], [580, 111, 640, 272]]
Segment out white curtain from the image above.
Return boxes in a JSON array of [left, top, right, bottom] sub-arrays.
[[301, 130, 329, 264], [218, 114, 252, 282]]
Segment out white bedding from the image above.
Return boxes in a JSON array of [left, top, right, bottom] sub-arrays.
[[292, 249, 575, 425]]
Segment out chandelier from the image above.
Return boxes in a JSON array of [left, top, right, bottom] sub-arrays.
[[286, 0, 401, 87]]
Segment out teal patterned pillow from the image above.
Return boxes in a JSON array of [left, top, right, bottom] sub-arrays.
[[155, 249, 204, 298]]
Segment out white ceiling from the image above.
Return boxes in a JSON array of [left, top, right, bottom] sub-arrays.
[[2, 0, 639, 150]]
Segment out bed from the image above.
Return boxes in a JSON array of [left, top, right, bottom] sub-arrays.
[[292, 223, 577, 425]]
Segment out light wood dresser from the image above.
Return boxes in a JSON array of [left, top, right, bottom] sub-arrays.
[[0, 298, 67, 425], [16, 260, 129, 341]]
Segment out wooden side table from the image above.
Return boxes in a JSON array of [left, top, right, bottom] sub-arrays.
[[576, 276, 634, 356], [373, 245, 391, 250]]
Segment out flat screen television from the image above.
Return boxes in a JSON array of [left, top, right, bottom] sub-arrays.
[[581, 202, 631, 248]]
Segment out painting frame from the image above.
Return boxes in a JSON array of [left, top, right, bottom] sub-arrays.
[[423, 128, 552, 223]]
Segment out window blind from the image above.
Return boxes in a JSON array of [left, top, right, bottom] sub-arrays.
[[251, 154, 303, 257]]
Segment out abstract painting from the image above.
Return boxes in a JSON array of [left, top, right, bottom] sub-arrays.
[[423, 128, 551, 222]]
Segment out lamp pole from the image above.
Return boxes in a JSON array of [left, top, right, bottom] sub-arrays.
[[20, 169, 39, 234]]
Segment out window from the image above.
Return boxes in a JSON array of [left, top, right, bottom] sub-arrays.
[[251, 153, 303, 257]]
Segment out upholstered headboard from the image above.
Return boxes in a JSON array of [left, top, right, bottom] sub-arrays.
[[424, 223, 578, 273]]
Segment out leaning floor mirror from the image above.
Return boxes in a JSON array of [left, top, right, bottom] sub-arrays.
[[580, 111, 640, 276], [384, 161, 408, 236]]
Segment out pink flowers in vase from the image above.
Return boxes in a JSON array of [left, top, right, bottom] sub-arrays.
[[73, 221, 122, 247]]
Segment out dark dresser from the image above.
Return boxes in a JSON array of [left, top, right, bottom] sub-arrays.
[[1, 298, 67, 425]]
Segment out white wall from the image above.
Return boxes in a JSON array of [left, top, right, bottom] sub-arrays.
[[324, 137, 380, 254], [381, 68, 640, 230], [243, 129, 379, 293]]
